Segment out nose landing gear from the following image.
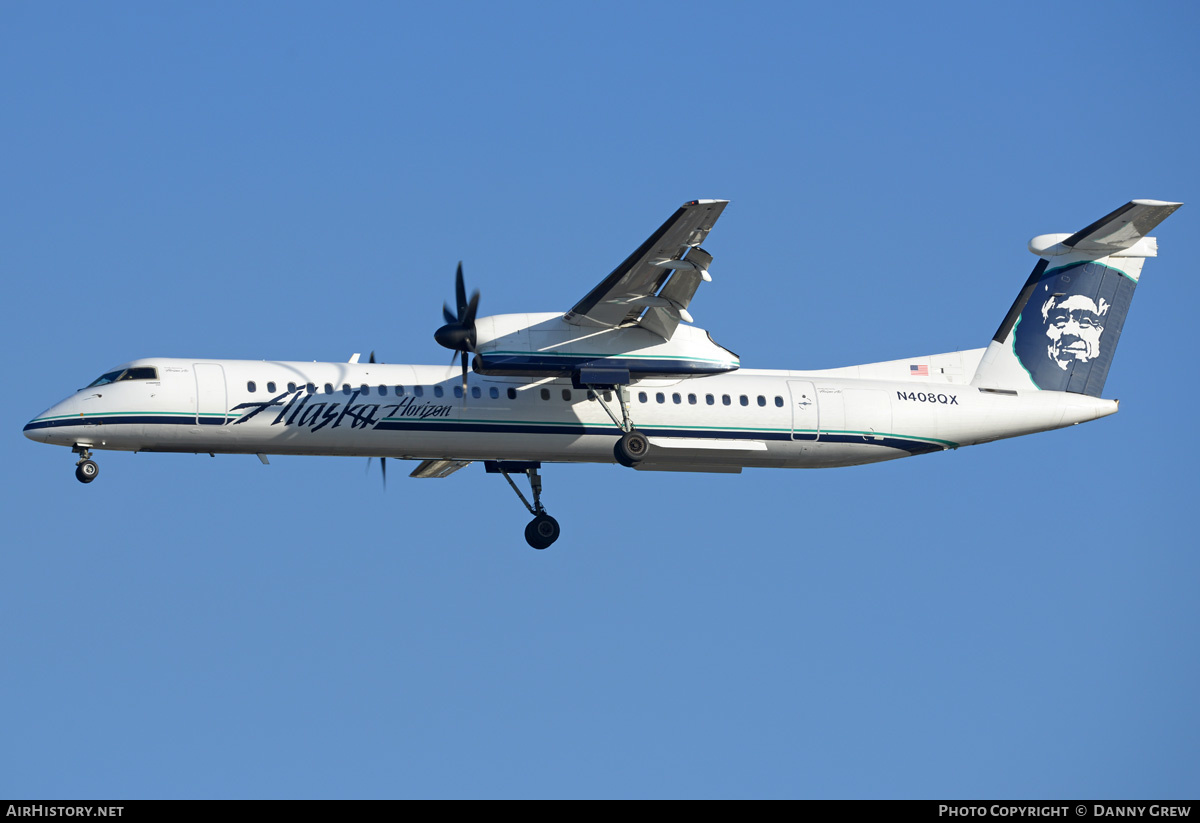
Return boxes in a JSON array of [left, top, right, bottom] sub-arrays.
[[73, 446, 98, 484], [488, 461, 561, 549]]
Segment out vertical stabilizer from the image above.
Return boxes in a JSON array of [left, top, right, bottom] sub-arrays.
[[971, 200, 1181, 397]]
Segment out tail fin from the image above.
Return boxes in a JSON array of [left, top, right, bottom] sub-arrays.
[[971, 200, 1182, 397]]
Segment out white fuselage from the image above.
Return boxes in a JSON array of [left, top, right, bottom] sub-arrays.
[[24, 356, 1118, 472]]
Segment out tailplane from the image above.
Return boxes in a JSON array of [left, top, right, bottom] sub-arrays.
[[971, 200, 1182, 397]]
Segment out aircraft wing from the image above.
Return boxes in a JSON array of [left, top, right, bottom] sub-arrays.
[[563, 199, 729, 338]]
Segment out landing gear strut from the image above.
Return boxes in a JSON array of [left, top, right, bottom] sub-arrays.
[[73, 446, 98, 484], [488, 461, 561, 549], [575, 370, 650, 468]]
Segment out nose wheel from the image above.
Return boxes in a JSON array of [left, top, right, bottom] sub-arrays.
[[73, 446, 98, 484]]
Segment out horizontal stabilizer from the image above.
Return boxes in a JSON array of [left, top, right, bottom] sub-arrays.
[[1029, 200, 1182, 258]]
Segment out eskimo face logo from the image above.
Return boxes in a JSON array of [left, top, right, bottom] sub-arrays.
[[1041, 293, 1109, 369], [1012, 260, 1134, 392]]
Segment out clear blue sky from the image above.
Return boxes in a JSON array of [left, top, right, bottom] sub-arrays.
[[3, 1, 1197, 799]]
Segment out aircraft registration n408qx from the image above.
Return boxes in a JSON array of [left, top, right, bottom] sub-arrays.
[[24, 198, 1182, 548]]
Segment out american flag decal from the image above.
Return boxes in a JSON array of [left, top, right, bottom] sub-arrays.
[[909, 364, 929, 376]]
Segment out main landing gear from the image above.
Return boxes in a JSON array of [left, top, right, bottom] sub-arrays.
[[574, 370, 650, 468], [73, 446, 99, 484], [488, 461, 561, 549]]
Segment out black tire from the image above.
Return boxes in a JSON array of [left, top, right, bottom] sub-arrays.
[[524, 513, 560, 549], [75, 460, 98, 484], [614, 430, 649, 467]]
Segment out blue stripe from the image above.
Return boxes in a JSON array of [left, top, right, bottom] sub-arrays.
[[24, 415, 226, 431]]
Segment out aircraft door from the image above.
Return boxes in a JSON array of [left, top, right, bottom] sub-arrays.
[[788, 380, 819, 441], [194, 363, 227, 425]]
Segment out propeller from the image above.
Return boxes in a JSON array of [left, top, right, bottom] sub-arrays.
[[434, 262, 480, 399], [366, 455, 387, 489]]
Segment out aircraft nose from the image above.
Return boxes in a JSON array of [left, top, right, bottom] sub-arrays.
[[24, 416, 51, 443], [24, 401, 72, 444]]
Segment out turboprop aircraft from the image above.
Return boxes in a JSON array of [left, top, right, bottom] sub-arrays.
[[23, 198, 1181, 548]]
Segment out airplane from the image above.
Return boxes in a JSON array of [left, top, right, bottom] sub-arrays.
[[23, 198, 1182, 549]]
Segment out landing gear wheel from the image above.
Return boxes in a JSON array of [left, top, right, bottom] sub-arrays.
[[524, 514, 561, 550], [75, 460, 98, 484], [614, 430, 649, 467]]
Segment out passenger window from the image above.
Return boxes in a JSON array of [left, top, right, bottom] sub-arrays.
[[775, 396, 784, 407], [507, 388, 517, 400], [378, 385, 386, 395], [325, 383, 334, 394], [672, 393, 681, 404], [740, 395, 749, 406], [247, 381, 256, 393], [396, 386, 405, 396], [722, 395, 731, 406], [603, 391, 612, 402], [267, 382, 276, 393], [706, 394, 715, 405], [453, 386, 463, 398], [688, 393, 696, 405], [656, 392, 665, 404], [306, 383, 316, 394], [490, 387, 499, 399], [361, 384, 369, 395], [540, 388, 550, 401], [288, 382, 297, 392], [757, 395, 766, 407], [414, 386, 424, 397], [342, 384, 351, 395], [562, 389, 572, 401], [638, 391, 648, 403], [433, 386, 444, 398]]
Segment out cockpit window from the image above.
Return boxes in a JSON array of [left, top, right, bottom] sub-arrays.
[[87, 367, 158, 387]]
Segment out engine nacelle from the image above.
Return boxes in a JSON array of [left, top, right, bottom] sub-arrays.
[[473, 312, 739, 380]]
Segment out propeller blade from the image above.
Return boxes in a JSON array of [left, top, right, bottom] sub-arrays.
[[461, 351, 469, 400], [369, 351, 377, 364], [366, 456, 386, 489], [435, 261, 481, 362], [455, 262, 467, 317], [462, 291, 480, 329]]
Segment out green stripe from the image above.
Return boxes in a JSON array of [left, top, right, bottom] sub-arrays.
[[382, 416, 958, 447]]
